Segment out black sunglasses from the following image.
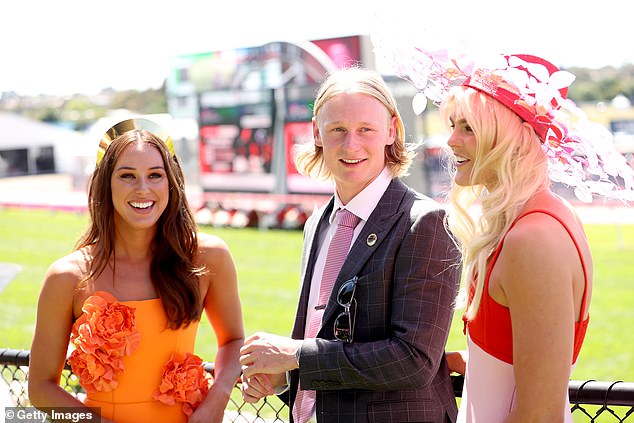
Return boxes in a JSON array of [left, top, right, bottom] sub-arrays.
[[334, 276, 358, 343]]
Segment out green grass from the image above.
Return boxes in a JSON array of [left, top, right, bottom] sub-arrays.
[[568, 224, 634, 382], [1, 208, 633, 387]]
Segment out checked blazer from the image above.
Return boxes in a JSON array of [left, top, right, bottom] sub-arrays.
[[285, 178, 461, 423]]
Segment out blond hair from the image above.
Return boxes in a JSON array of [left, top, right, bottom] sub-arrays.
[[295, 67, 415, 179], [441, 86, 550, 319]]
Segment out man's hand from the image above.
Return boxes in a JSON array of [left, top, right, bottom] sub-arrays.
[[239, 332, 302, 378]]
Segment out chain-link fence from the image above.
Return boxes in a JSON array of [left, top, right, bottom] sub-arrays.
[[2, 348, 633, 422]]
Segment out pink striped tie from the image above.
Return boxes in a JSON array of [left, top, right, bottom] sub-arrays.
[[293, 209, 360, 423]]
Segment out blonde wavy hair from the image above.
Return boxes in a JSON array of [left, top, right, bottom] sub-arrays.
[[441, 86, 551, 319], [295, 67, 415, 179]]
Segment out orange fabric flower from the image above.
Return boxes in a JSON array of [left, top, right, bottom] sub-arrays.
[[68, 291, 141, 392], [153, 352, 212, 416]]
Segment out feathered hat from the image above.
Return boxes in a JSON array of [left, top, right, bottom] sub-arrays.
[[372, 28, 634, 202]]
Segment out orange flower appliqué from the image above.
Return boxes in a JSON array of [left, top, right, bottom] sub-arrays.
[[68, 291, 141, 392], [153, 352, 212, 416]]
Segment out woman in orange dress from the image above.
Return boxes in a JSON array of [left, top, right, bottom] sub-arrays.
[[28, 118, 245, 423]]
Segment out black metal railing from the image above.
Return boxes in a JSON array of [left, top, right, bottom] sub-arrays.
[[2, 348, 633, 422]]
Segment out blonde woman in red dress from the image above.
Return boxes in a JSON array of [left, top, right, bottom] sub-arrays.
[[374, 30, 634, 422]]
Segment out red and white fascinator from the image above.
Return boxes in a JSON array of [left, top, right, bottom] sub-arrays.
[[372, 28, 634, 202]]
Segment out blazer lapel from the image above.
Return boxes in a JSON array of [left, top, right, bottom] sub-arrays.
[[320, 179, 408, 328]]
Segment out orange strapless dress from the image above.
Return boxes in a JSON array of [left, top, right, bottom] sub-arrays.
[[68, 291, 207, 423]]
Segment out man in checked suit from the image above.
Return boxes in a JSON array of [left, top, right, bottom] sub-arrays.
[[240, 67, 461, 423]]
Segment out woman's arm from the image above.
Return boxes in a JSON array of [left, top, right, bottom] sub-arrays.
[[498, 216, 579, 423], [29, 255, 92, 408], [445, 350, 467, 375], [190, 233, 245, 423]]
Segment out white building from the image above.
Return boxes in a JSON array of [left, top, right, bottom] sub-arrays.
[[0, 112, 93, 184]]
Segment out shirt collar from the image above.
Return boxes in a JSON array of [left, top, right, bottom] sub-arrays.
[[330, 167, 393, 224]]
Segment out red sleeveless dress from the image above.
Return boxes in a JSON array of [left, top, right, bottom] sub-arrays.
[[458, 209, 590, 423]]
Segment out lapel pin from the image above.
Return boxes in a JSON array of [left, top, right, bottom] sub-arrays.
[[366, 233, 377, 246]]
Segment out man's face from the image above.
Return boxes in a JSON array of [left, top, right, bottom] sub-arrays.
[[313, 92, 396, 204]]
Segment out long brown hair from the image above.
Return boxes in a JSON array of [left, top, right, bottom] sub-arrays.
[[76, 128, 206, 329]]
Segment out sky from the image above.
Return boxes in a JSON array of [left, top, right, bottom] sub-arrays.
[[1, 0, 632, 96]]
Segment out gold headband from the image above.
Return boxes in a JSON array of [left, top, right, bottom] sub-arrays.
[[97, 118, 175, 165]]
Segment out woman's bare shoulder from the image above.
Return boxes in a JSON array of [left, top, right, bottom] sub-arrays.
[[197, 231, 231, 256], [505, 211, 572, 254], [44, 248, 90, 289]]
